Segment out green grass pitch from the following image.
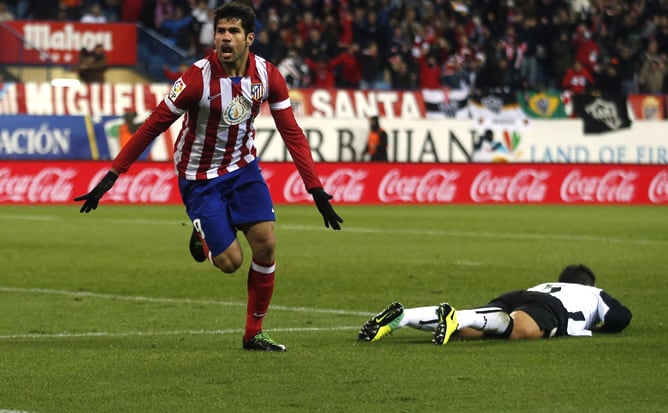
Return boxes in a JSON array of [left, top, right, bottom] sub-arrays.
[[1, 204, 667, 412]]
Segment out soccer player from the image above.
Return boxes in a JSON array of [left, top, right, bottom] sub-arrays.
[[358, 264, 632, 346], [74, 2, 343, 352]]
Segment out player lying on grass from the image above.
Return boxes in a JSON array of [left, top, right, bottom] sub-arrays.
[[358, 264, 632, 345]]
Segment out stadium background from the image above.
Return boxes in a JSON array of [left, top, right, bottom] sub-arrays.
[[1, 0, 667, 206]]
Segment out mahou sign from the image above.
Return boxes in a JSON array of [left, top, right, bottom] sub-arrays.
[[1, 161, 667, 205], [0, 21, 137, 65]]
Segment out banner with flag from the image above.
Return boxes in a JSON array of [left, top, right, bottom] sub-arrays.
[[467, 88, 527, 125], [573, 94, 632, 134], [517, 91, 569, 119]]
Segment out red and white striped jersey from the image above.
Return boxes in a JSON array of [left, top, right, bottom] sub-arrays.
[[113, 51, 322, 190]]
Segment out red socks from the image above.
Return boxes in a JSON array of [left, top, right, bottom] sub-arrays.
[[244, 260, 276, 340]]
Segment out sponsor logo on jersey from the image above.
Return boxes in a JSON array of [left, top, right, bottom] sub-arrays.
[[169, 78, 186, 101], [222, 95, 251, 125]]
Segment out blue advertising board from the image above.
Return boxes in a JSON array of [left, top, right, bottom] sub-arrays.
[[0, 115, 153, 160]]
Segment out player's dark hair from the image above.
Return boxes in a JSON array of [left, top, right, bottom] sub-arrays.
[[558, 264, 596, 286], [214, 2, 256, 34]]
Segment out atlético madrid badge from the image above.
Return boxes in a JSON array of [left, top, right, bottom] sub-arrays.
[[251, 83, 264, 101], [222, 95, 252, 125]]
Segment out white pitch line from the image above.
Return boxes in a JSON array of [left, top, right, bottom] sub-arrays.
[[0, 286, 371, 317], [0, 325, 359, 341], [0, 213, 664, 245], [0, 410, 36, 413]]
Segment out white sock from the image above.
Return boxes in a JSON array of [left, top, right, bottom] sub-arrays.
[[399, 306, 440, 331], [457, 307, 511, 336]]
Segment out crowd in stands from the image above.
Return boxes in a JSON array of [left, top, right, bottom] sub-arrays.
[[2, 0, 668, 95]]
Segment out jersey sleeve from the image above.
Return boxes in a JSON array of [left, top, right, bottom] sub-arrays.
[[266, 66, 323, 191], [112, 69, 202, 173], [596, 290, 632, 333]]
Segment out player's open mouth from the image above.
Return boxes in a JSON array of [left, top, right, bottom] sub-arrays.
[[219, 45, 233, 58]]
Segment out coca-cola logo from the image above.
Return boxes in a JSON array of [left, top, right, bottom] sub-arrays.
[[283, 169, 366, 202], [91, 168, 175, 203], [470, 169, 549, 202], [379, 169, 459, 202], [560, 169, 636, 203], [0, 167, 76, 202], [649, 171, 668, 203]]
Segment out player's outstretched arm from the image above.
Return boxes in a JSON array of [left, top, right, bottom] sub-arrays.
[[309, 188, 343, 230], [596, 291, 632, 333], [73, 170, 118, 213]]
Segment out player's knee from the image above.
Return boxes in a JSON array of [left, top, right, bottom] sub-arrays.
[[250, 237, 276, 263], [213, 254, 243, 273]]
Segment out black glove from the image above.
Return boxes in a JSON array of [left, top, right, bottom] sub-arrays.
[[309, 188, 343, 230], [74, 171, 118, 213]]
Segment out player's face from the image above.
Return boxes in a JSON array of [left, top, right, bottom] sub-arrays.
[[214, 18, 254, 73]]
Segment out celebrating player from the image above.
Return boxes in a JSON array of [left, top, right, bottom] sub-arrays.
[[74, 2, 343, 352], [358, 264, 631, 345]]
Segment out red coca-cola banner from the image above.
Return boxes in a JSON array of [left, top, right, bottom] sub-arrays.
[[1, 161, 667, 205], [0, 21, 137, 65]]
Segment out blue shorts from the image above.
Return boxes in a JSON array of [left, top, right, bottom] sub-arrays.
[[178, 161, 275, 256]]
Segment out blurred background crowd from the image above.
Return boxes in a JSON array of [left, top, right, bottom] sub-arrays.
[[1, 0, 668, 96]]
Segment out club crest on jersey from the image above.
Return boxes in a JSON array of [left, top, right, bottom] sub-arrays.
[[169, 78, 186, 101], [222, 95, 252, 125], [251, 83, 264, 101]]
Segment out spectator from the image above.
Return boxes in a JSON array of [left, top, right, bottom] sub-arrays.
[[261, 14, 285, 64], [196, 6, 214, 55], [159, 5, 194, 52], [573, 23, 600, 74], [0, 1, 15, 20], [154, 0, 174, 30], [295, 10, 320, 43], [319, 15, 342, 59], [337, 4, 354, 47], [476, 55, 516, 91], [277, 49, 310, 88], [251, 29, 272, 61], [362, 116, 388, 162], [162, 62, 188, 82], [119, 111, 140, 149], [416, 46, 443, 90], [594, 58, 623, 95], [302, 28, 327, 61], [100, 0, 121, 22], [60, 0, 83, 20], [358, 41, 388, 90], [550, 29, 574, 90], [191, 1, 210, 52], [304, 54, 336, 88], [638, 56, 666, 94], [330, 43, 362, 89], [25, 0, 60, 19], [121, 0, 143, 22], [387, 56, 414, 90], [75, 44, 107, 83], [518, 16, 540, 89], [90, 0, 668, 97], [80, 3, 107, 23], [616, 46, 640, 95], [562, 60, 594, 94]]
